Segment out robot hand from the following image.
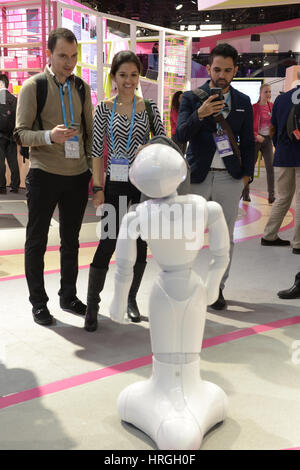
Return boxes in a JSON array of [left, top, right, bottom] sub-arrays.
[[110, 297, 130, 325]]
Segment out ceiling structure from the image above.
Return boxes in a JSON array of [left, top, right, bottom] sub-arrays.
[[198, 0, 300, 9], [84, 1, 300, 33]]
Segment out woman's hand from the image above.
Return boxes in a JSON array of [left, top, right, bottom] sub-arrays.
[[256, 134, 265, 143], [93, 190, 104, 208]]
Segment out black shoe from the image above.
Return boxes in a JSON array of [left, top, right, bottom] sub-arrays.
[[10, 188, 19, 193], [60, 297, 86, 315], [209, 289, 227, 310], [127, 262, 147, 323], [84, 304, 99, 332], [0, 187, 7, 194], [243, 194, 251, 202], [278, 285, 300, 299], [32, 306, 54, 326], [84, 265, 108, 332], [292, 248, 300, 254], [127, 298, 142, 323], [268, 196, 275, 204], [261, 237, 290, 246]]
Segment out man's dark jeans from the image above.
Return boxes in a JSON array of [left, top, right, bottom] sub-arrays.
[[25, 168, 91, 309], [0, 136, 20, 190]]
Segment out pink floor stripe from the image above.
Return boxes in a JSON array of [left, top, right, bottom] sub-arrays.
[[0, 241, 99, 257], [0, 355, 152, 411], [1, 315, 300, 411], [0, 257, 156, 282], [202, 315, 300, 348]]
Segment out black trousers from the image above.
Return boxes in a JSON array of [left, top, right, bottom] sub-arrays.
[[0, 137, 20, 190], [25, 168, 91, 308], [92, 177, 147, 268]]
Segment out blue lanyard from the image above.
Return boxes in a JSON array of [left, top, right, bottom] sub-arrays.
[[59, 79, 74, 127], [110, 95, 136, 155]]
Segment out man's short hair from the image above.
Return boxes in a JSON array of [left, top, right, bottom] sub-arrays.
[[0, 74, 9, 89], [209, 43, 238, 67], [47, 28, 78, 53]]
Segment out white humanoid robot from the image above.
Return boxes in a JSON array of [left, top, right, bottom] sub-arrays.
[[109, 143, 230, 450]]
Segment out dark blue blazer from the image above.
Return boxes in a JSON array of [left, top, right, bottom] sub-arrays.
[[271, 85, 300, 167], [176, 81, 255, 184]]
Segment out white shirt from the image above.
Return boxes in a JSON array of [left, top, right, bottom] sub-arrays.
[[210, 91, 231, 169]]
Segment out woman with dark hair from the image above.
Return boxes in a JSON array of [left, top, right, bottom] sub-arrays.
[[170, 91, 186, 155], [84, 50, 165, 332]]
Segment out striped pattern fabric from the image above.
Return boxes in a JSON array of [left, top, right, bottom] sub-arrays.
[[92, 99, 165, 175]]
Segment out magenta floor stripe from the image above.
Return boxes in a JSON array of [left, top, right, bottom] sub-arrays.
[[1, 315, 300, 411]]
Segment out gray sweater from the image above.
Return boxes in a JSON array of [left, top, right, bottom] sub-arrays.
[[14, 67, 93, 176]]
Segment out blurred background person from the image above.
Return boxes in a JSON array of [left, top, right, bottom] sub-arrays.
[[243, 83, 274, 204], [0, 73, 20, 194], [170, 90, 187, 156]]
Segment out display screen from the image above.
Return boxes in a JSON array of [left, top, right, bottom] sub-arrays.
[[231, 78, 264, 104]]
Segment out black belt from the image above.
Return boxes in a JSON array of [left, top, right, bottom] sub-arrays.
[[210, 168, 227, 171]]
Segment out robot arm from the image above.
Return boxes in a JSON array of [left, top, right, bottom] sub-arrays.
[[205, 201, 230, 305], [110, 211, 140, 324]]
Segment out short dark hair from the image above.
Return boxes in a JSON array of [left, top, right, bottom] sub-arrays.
[[0, 74, 9, 89], [209, 43, 238, 66], [110, 50, 142, 77], [47, 28, 78, 53]]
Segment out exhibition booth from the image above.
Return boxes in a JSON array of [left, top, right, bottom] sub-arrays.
[[0, 0, 299, 187], [0, 0, 192, 186]]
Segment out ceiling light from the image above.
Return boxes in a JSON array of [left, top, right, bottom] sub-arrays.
[[231, 14, 237, 22], [205, 14, 210, 22], [200, 23, 221, 30], [176, 3, 183, 10]]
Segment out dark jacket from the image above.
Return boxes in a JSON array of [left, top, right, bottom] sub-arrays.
[[176, 80, 255, 184], [0, 89, 17, 138], [271, 85, 300, 167]]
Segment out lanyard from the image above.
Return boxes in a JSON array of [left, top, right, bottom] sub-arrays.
[[110, 95, 136, 154], [217, 93, 230, 134], [59, 79, 74, 127]]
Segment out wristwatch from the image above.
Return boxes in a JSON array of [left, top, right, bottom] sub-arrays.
[[92, 186, 104, 193]]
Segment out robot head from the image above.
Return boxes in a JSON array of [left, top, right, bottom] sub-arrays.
[[129, 143, 187, 198]]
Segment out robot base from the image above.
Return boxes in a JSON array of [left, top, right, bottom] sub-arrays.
[[118, 357, 228, 450]]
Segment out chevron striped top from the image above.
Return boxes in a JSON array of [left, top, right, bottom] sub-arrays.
[[92, 99, 165, 175]]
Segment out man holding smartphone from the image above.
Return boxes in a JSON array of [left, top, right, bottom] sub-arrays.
[[14, 28, 93, 326], [176, 43, 255, 309]]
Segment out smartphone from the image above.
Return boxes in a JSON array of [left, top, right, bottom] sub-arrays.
[[68, 122, 80, 130], [210, 87, 223, 101]]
